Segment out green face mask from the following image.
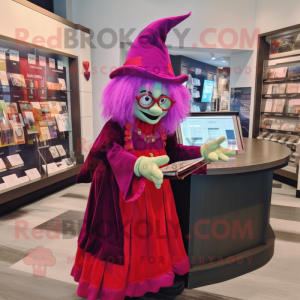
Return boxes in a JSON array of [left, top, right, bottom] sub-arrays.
[[134, 82, 169, 124]]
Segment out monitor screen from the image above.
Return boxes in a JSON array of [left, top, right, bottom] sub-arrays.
[[201, 80, 214, 103], [179, 116, 239, 150]]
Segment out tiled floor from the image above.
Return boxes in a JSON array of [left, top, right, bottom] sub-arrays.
[[0, 181, 299, 300]]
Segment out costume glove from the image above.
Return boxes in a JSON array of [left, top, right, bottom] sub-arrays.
[[201, 136, 236, 162], [134, 155, 170, 189]]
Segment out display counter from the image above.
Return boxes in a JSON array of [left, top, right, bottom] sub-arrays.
[[171, 138, 290, 289]]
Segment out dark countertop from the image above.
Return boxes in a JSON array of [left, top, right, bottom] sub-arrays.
[[206, 138, 291, 175]]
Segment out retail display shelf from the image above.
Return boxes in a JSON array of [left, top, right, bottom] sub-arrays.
[[0, 164, 83, 205], [270, 50, 300, 59], [0, 85, 72, 92], [261, 112, 300, 118], [260, 127, 300, 136], [262, 93, 300, 98], [263, 77, 300, 84]]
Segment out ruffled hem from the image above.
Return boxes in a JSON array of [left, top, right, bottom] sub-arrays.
[[71, 256, 190, 300], [78, 235, 124, 265]]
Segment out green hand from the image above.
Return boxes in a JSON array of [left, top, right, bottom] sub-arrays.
[[201, 136, 236, 162], [134, 155, 170, 189]]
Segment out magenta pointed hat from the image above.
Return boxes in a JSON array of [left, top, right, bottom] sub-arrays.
[[109, 12, 192, 84]]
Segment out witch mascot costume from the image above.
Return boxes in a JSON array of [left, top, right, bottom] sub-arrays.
[[71, 12, 235, 300]]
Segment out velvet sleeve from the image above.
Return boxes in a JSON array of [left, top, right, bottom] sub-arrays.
[[76, 120, 123, 184], [107, 143, 145, 202], [165, 134, 207, 175], [77, 120, 145, 201]]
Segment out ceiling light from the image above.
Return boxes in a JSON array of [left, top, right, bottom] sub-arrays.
[[211, 53, 215, 60]]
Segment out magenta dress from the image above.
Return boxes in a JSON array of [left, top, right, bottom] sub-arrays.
[[71, 120, 206, 300]]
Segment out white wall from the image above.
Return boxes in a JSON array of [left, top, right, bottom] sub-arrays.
[[1, 0, 93, 159], [72, 0, 258, 139], [256, 0, 300, 34]]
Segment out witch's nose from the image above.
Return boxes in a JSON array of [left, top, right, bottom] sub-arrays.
[[148, 103, 162, 115]]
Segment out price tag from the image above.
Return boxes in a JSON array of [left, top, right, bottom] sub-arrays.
[[9, 49, 19, 62], [39, 56, 46, 67], [57, 60, 63, 70], [28, 53, 36, 65], [49, 58, 55, 68]]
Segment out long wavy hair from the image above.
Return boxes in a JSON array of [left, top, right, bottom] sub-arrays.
[[100, 75, 191, 135]]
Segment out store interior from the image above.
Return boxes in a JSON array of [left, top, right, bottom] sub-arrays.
[[0, 1, 300, 300]]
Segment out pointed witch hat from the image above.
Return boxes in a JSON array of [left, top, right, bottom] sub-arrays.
[[109, 12, 192, 84]]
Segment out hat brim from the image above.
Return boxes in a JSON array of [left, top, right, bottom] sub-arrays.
[[109, 65, 188, 84]]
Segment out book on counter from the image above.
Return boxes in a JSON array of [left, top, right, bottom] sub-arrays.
[[161, 157, 209, 180], [286, 83, 300, 94], [272, 84, 286, 94], [288, 99, 300, 113]]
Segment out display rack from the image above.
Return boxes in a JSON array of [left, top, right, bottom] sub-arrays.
[[254, 25, 300, 196], [0, 34, 84, 215]]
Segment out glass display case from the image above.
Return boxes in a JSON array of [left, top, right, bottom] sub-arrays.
[[0, 37, 82, 193]]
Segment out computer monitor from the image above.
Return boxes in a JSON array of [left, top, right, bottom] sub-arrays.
[[177, 112, 245, 152], [201, 80, 214, 103]]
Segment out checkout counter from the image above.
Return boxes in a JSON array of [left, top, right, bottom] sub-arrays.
[[172, 112, 291, 289]]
